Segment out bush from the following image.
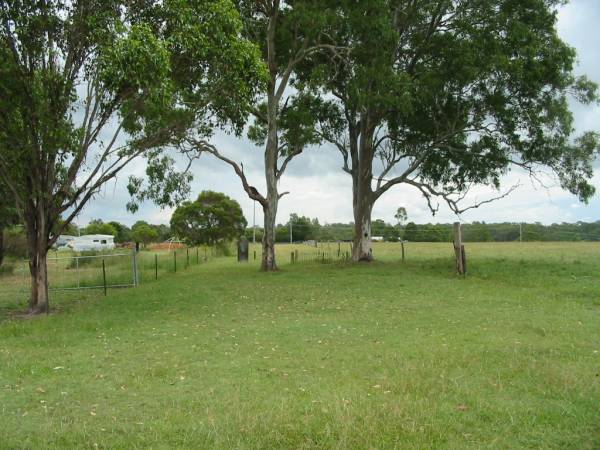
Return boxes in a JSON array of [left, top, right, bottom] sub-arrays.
[[4, 227, 28, 259], [215, 241, 234, 257], [0, 263, 15, 275]]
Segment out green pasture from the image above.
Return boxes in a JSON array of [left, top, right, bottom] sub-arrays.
[[0, 242, 599, 448]]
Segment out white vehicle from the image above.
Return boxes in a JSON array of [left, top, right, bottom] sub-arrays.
[[67, 235, 115, 252], [54, 235, 76, 249]]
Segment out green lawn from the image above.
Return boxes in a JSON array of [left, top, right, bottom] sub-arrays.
[[1, 242, 599, 448]]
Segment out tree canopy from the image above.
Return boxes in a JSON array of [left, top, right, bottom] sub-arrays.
[[301, 0, 599, 260], [0, 0, 264, 313], [170, 191, 247, 246]]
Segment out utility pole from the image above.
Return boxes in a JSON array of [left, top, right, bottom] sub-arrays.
[[519, 222, 522, 242], [252, 200, 256, 244]]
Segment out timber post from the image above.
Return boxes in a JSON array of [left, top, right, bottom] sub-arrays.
[[453, 222, 466, 275]]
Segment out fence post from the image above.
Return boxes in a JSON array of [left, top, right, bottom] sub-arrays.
[[291, 252, 294, 264], [102, 259, 107, 296], [155, 254, 158, 280], [453, 222, 466, 275], [132, 250, 139, 287], [196, 247, 199, 264], [186, 248, 190, 269], [76, 256, 80, 289], [174, 251, 177, 272], [253, 250, 256, 260]]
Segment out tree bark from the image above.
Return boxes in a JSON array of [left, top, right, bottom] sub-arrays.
[[25, 206, 51, 314], [352, 174, 374, 261], [351, 117, 376, 262], [261, 204, 277, 271], [261, 99, 280, 271]]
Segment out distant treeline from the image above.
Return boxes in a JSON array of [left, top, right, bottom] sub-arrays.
[[245, 215, 600, 243]]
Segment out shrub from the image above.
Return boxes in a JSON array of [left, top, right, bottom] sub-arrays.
[[0, 263, 15, 275], [4, 227, 28, 259]]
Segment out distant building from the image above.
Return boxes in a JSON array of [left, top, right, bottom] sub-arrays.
[[372, 236, 384, 242], [67, 235, 115, 252]]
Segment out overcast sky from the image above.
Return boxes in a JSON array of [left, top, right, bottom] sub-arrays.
[[75, 0, 600, 228]]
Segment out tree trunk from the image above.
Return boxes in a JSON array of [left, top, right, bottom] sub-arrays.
[[25, 208, 50, 314], [29, 248, 49, 314], [352, 175, 374, 262], [261, 120, 279, 271], [0, 226, 4, 267], [261, 204, 277, 271], [351, 118, 376, 262]]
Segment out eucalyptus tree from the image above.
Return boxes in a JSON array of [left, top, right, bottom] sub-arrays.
[[0, 0, 263, 313], [308, 0, 599, 261], [181, 0, 340, 271]]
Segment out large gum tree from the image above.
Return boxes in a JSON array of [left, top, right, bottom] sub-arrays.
[[306, 0, 599, 261], [0, 0, 263, 314], [182, 0, 340, 271]]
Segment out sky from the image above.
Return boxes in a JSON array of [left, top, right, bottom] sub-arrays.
[[75, 0, 600, 229]]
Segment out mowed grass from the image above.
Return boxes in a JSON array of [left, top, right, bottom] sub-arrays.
[[1, 242, 599, 448]]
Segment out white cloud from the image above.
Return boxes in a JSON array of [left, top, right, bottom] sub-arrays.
[[76, 1, 600, 228]]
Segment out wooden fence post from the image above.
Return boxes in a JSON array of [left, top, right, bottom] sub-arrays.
[[453, 222, 466, 275], [155, 254, 158, 280], [102, 259, 107, 296]]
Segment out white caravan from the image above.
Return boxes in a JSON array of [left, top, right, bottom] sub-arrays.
[[67, 235, 115, 252]]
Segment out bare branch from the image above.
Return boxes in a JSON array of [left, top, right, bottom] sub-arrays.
[[404, 178, 520, 216], [276, 147, 302, 179], [187, 138, 268, 208]]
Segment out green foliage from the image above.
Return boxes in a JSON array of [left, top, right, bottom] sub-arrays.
[[307, 0, 600, 207], [0, 182, 18, 229], [108, 221, 132, 244], [170, 191, 246, 246], [394, 207, 408, 226], [3, 227, 28, 259], [0, 262, 14, 275], [131, 223, 159, 246], [84, 219, 117, 237], [0, 0, 265, 242]]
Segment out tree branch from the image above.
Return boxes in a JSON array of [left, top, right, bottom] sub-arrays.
[[187, 138, 268, 208]]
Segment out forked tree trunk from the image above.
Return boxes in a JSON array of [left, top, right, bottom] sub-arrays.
[[352, 174, 374, 262], [351, 119, 376, 262]]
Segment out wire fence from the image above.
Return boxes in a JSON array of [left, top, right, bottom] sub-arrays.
[[0, 246, 220, 302]]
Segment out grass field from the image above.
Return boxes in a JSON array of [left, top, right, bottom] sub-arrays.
[[1, 242, 599, 448]]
